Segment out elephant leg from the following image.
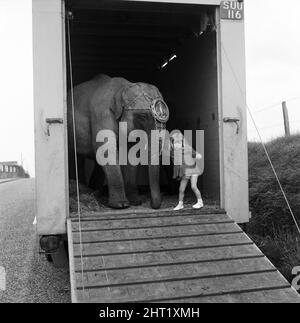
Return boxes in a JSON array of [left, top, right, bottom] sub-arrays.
[[89, 161, 105, 195], [102, 164, 130, 209], [148, 164, 162, 209], [123, 165, 142, 206], [91, 110, 130, 209]]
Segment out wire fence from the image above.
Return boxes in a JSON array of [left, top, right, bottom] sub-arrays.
[[248, 97, 300, 141], [253, 97, 300, 114]]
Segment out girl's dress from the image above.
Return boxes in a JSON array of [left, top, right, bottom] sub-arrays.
[[173, 146, 201, 180]]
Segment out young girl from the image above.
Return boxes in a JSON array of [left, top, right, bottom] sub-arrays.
[[171, 132, 204, 211]]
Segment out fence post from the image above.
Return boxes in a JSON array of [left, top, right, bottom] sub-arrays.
[[282, 101, 291, 137]]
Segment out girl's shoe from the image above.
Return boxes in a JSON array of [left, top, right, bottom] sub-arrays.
[[174, 202, 184, 211], [193, 200, 204, 209]]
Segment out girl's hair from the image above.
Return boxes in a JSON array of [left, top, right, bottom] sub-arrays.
[[171, 131, 184, 144], [171, 131, 194, 152]]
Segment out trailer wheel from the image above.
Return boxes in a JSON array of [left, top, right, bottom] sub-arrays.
[[51, 241, 69, 268], [40, 235, 68, 268]]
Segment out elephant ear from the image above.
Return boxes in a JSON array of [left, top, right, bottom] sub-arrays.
[[147, 84, 164, 100], [111, 87, 126, 120]]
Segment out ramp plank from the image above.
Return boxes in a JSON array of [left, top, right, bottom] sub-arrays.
[[72, 222, 242, 243], [71, 213, 232, 232], [73, 233, 252, 257], [160, 288, 300, 303], [77, 271, 292, 303], [74, 244, 263, 272], [70, 208, 225, 220], [75, 257, 275, 289]]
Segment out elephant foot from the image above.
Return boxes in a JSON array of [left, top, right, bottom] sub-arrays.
[[151, 198, 162, 210], [108, 199, 130, 210]]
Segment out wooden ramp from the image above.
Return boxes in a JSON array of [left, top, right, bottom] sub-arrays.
[[67, 209, 300, 303]]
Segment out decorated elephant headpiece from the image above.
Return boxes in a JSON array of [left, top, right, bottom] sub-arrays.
[[122, 83, 170, 128]]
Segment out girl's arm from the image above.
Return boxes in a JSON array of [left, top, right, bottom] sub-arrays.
[[190, 147, 202, 160], [196, 153, 202, 160]]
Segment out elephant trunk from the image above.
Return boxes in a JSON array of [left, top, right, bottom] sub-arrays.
[[148, 164, 162, 210], [130, 107, 163, 209]]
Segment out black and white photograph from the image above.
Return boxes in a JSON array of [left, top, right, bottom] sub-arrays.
[[0, 0, 300, 306]]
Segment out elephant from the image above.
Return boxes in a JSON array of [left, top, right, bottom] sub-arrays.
[[67, 74, 169, 210]]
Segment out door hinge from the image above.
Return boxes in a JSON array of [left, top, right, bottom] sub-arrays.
[[46, 118, 64, 136], [223, 117, 240, 134]]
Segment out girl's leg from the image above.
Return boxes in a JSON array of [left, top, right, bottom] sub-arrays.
[[174, 177, 189, 211], [179, 177, 189, 202], [191, 175, 204, 209], [190, 175, 202, 200]]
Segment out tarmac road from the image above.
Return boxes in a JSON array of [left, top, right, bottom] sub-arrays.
[[0, 179, 70, 303]]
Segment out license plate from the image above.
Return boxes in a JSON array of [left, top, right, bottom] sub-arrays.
[[220, 1, 244, 20]]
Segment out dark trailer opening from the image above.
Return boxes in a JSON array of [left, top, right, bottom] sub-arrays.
[[66, 0, 221, 206]]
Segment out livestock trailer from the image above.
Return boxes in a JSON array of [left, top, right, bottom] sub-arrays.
[[33, 0, 249, 236], [32, 0, 300, 303]]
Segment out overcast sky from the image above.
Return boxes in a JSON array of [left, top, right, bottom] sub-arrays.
[[0, 0, 300, 176]]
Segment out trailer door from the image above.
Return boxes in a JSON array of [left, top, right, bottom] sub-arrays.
[[33, 0, 68, 235], [217, 5, 249, 224]]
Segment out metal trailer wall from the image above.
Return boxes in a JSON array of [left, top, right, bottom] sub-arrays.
[[217, 4, 249, 223], [33, 0, 69, 235]]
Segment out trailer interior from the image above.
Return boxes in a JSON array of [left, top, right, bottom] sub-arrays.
[[65, 0, 221, 210]]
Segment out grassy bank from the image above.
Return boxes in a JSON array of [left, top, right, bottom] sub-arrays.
[[248, 134, 300, 283]]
